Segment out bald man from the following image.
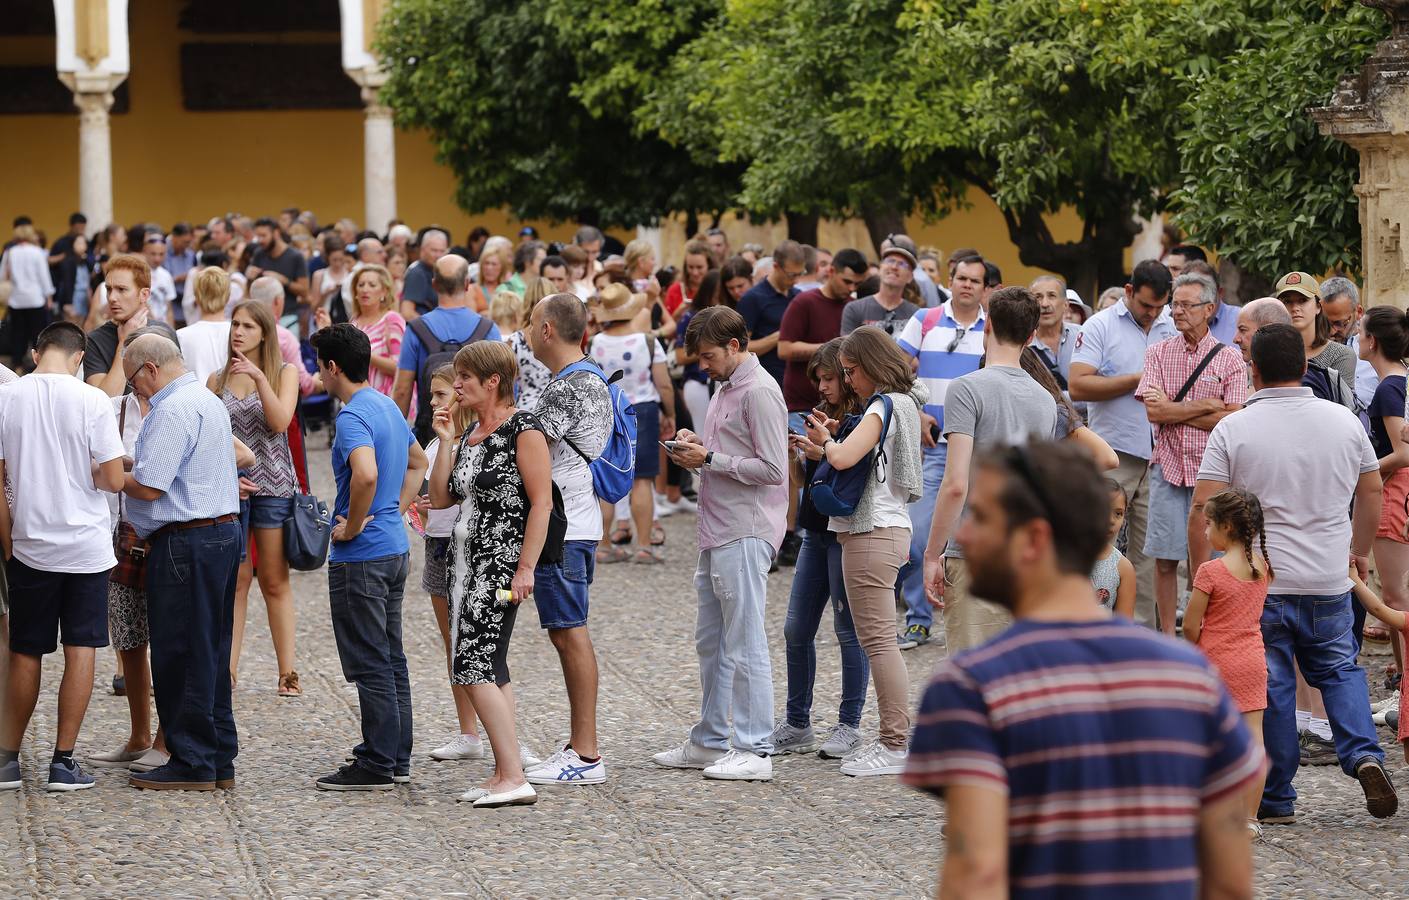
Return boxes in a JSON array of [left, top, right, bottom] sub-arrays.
[[392, 254, 502, 442], [1233, 297, 1292, 365], [121, 333, 242, 791]]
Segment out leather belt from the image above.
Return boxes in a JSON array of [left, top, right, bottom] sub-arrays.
[[151, 513, 239, 541]]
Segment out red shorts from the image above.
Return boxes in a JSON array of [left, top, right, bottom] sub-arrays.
[[1377, 468, 1409, 543]]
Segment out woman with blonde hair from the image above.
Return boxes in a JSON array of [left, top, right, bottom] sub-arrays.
[[210, 300, 302, 696], [473, 240, 512, 312], [429, 340, 554, 806], [317, 263, 405, 398], [799, 325, 927, 777], [176, 265, 233, 385]]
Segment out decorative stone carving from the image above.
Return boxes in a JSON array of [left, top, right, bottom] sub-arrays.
[[1312, 1, 1409, 308]]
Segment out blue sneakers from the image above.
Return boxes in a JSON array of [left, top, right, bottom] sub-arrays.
[[45, 758, 96, 792], [0, 758, 20, 791]]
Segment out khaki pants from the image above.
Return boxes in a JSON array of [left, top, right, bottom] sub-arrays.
[[838, 527, 911, 750], [942, 558, 1013, 654], [1110, 451, 1156, 629]]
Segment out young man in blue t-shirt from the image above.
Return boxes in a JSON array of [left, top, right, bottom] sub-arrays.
[[310, 324, 428, 792], [905, 439, 1260, 899]]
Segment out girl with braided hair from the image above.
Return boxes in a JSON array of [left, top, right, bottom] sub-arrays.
[[1183, 487, 1271, 837]]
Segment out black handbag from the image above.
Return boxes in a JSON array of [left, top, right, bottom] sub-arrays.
[[282, 441, 331, 571], [538, 483, 568, 567]]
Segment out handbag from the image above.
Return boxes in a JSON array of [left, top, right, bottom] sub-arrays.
[[111, 397, 149, 589], [809, 393, 895, 518], [282, 437, 332, 571]]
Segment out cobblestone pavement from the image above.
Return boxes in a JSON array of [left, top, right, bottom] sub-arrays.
[[2, 444, 1409, 897]]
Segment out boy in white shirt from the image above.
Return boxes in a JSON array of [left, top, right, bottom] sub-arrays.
[[0, 322, 126, 793]]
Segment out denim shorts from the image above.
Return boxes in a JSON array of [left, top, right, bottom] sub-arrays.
[[633, 401, 661, 479], [533, 539, 594, 629], [7, 557, 110, 655], [1143, 464, 1194, 561], [249, 495, 295, 530]]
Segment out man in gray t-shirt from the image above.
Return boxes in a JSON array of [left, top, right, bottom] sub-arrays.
[[840, 294, 920, 338], [921, 288, 1057, 654]]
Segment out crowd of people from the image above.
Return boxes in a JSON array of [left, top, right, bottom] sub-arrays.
[[0, 206, 1406, 891]]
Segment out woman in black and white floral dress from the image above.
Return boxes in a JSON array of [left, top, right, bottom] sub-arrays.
[[429, 340, 553, 808]]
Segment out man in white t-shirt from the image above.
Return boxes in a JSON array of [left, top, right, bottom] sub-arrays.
[[0, 322, 126, 794]]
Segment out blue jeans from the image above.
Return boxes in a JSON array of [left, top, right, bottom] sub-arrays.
[[1261, 591, 1384, 815], [784, 529, 868, 728], [689, 538, 775, 755], [898, 444, 946, 629], [328, 553, 413, 777], [146, 520, 241, 780]]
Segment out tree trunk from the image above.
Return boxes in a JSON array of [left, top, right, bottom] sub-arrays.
[[1217, 259, 1274, 306], [684, 210, 699, 242], [860, 203, 906, 256], [996, 202, 1138, 306], [785, 211, 819, 247]]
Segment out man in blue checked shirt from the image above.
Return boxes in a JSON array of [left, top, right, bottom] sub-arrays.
[[893, 252, 988, 651], [121, 332, 243, 792]]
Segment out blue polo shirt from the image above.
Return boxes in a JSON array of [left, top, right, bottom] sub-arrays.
[[330, 387, 416, 563], [737, 279, 797, 384], [1070, 300, 1177, 459], [1207, 300, 1240, 347]]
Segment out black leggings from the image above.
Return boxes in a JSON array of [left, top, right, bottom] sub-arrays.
[[8, 307, 49, 370]]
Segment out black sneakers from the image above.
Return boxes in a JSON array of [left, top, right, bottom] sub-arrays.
[[1355, 758, 1399, 819], [315, 762, 394, 791]]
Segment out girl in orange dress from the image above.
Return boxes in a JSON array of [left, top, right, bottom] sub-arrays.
[[1184, 487, 1271, 835], [1350, 568, 1409, 766]]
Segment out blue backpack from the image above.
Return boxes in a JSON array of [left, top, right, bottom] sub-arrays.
[[809, 393, 894, 517], [557, 360, 638, 503]]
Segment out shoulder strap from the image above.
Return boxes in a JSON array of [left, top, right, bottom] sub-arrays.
[[919, 306, 945, 340], [1172, 343, 1226, 403], [468, 315, 494, 343], [409, 316, 443, 357]]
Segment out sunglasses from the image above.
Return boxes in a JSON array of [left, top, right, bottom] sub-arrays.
[[946, 327, 968, 354]]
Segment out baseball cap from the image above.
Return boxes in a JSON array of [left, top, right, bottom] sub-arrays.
[[880, 246, 917, 268], [1274, 271, 1320, 300]]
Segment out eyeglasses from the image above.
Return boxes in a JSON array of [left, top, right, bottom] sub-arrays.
[[124, 361, 153, 392], [881, 257, 913, 271], [1170, 301, 1211, 311], [841, 365, 857, 379], [779, 268, 805, 280], [946, 327, 968, 353]]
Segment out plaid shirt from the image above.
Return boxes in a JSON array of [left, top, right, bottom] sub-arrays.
[[1135, 331, 1248, 487]]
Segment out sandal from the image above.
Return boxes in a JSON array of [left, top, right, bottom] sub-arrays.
[[633, 549, 665, 565], [650, 521, 666, 546], [1366, 625, 1392, 643], [610, 520, 633, 545], [596, 546, 630, 564], [278, 671, 302, 697]]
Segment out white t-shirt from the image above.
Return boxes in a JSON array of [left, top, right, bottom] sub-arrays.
[[423, 437, 463, 538], [177, 319, 232, 387], [829, 398, 910, 533], [589, 332, 660, 405], [107, 393, 146, 528], [148, 267, 177, 323], [0, 374, 125, 572]]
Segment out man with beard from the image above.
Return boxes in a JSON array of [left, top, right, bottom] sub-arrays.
[[246, 218, 308, 308], [904, 439, 1261, 899], [83, 255, 179, 398]]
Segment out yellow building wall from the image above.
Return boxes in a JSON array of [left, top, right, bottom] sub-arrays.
[[0, 2, 1083, 289]]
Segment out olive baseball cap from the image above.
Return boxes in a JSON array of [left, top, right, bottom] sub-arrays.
[[1274, 271, 1320, 300]]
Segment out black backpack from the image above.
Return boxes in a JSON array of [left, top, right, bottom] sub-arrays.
[[410, 314, 494, 441]]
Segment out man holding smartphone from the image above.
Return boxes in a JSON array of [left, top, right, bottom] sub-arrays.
[[652, 307, 788, 782]]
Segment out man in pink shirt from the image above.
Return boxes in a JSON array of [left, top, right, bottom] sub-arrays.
[[1135, 272, 1247, 633], [248, 277, 317, 398], [654, 307, 788, 782]]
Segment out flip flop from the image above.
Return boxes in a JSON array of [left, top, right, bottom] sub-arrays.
[[596, 546, 630, 564]]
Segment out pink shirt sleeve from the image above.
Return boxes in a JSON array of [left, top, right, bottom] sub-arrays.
[[277, 327, 317, 397]]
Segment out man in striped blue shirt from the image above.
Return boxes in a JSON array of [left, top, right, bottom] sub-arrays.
[[893, 253, 987, 650]]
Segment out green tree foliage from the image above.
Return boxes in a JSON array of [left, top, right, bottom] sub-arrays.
[[376, 0, 739, 228], [1171, 1, 1386, 281]]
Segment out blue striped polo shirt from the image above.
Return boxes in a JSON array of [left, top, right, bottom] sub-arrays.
[[894, 300, 986, 440], [904, 619, 1262, 900]]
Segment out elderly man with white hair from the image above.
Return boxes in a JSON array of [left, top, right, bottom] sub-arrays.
[[249, 276, 316, 397], [121, 332, 242, 792], [1233, 297, 1293, 367]]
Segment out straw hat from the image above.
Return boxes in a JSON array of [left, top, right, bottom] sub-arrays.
[[596, 283, 647, 323]]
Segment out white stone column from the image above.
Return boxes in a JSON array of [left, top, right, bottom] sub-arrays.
[[74, 89, 116, 229], [362, 83, 397, 233]]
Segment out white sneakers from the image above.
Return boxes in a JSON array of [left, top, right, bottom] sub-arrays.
[[430, 733, 486, 761], [457, 781, 538, 807], [127, 747, 170, 773], [652, 741, 728, 770], [703, 749, 772, 781], [525, 747, 607, 785], [88, 745, 151, 768], [839, 741, 907, 777]]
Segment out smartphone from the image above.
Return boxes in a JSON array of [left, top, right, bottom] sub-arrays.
[[660, 440, 680, 453]]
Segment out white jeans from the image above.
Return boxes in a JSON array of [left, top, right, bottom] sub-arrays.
[[688, 538, 775, 755]]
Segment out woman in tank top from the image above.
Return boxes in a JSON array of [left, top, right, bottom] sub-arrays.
[[210, 300, 302, 697]]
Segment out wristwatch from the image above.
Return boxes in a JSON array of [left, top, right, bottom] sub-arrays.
[[704, 450, 715, 468]]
